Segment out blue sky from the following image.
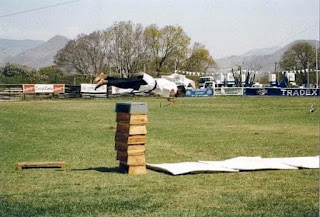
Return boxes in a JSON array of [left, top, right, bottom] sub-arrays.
[[0, 0, 318, 58]]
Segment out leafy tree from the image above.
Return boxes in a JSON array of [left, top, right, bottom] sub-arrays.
[[179, 42, 216, 72], [280, 42, 319, 85], [0, 63, 38, 84], [144, 25, 190, 77], [38, 66, 67, 84]]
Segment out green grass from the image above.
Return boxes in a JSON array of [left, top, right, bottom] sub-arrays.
[[0, 96, 319, 216]]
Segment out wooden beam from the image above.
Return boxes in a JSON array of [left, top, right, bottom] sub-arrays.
[[119, 154, 146, 166], [115, 143, 146, 154], [119, 162, 147, 175], [115, 133, 146, 144], [116, 113, 148, 124], [116, 123, 147, 135]]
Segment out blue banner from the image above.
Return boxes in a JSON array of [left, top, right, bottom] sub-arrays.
[[245, 88, 320, 96], [273, 88, 320, 96], [185, 88, 214, 97]]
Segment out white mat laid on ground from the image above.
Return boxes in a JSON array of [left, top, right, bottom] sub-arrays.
[[200, 156, 298, 171], [146, 162, 238, 175], [147, 156, 319, 175], [265, 156, 319, 169]]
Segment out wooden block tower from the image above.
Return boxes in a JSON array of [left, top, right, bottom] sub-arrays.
[[115, 102, 148, 175]]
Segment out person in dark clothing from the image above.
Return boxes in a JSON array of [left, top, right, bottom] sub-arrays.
[[94, 73, 179, 101]]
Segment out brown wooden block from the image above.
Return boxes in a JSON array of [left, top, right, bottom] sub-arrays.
[[115, 133, 146, 144], [115, 143, 146, 154], [128, 165, 147, 175], [116, 151, 145, 162], [116, 113, 148, 124], [17, 161, 66, 170], [116, 149, 146, 160], [119, 155, 146, 166], [119, 162, 147, 175], [116, 123, 147, 135]]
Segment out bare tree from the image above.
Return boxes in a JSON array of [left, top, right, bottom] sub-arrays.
[[105, 21, 148, 78], [54, 31, 108, 82], [55, 21, 216, 80]]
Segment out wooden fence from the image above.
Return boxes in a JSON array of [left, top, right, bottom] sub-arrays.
[[0, 84, 81, 101]]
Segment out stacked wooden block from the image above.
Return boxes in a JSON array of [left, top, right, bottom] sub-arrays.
[[115, 102, 148, 175]]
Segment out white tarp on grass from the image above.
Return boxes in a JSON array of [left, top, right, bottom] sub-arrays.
[[147, 156, 319, 175], [146, 162, 238, 175], [200, 156, 298, 171], [265, 156, 319, 169]]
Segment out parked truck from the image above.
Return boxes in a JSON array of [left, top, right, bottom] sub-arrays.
[[199, 76, 214, 89]]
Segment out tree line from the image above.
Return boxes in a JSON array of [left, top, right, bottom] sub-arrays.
[[0, 64, 87, 85], [54, 21, 216, 81]]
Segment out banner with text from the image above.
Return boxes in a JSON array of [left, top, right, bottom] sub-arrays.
[[23, 84, 65, 94], [245, 88, 320, 96], [185, 88, 214, 97]]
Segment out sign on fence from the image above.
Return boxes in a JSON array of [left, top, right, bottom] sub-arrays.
[[245, 88, 320, 96], [185, 88, 214, 97], [279, 88, 319, 96], [221, 87, 244, 95], [23, 84, 65, 93], [80, 84, 107, 93]]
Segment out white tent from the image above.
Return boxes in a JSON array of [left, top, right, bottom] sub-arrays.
[[162, 73, 196, 89]]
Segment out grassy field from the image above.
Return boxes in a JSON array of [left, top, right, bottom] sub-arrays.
[[0, 96, 319, 216]]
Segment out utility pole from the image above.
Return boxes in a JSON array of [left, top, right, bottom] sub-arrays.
[[174, 58, 178, 73], [316, 41, 319, 88], [307, 61, 310, 88], [274, 62, 278, 83]]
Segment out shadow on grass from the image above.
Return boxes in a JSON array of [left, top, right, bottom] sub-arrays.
[[72, 167, 121, 173]]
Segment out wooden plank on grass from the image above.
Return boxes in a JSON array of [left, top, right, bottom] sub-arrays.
[[116, 123, 147, 135], [116, 113, 148, 124], [17, 161, 66, 170]]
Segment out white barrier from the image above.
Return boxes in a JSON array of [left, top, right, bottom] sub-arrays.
[[80, 84, 107, 93], [216, 87, 244, 95]]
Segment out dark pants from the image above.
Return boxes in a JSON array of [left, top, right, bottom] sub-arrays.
[[107, 75, 147, 90]]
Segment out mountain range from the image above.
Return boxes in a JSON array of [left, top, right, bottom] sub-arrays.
[[0, 35, 69, 69], [215, 40, 319, 72], [0, 35, 317, 72]]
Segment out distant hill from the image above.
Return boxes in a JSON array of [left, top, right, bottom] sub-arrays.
[[1, 35, 69, 69], [216, 40, 319, 72], [0, 38, 44, 57], [241, 46, 280, 57]]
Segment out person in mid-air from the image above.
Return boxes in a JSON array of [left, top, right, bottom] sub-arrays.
[[94, 73, 180, 102]]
